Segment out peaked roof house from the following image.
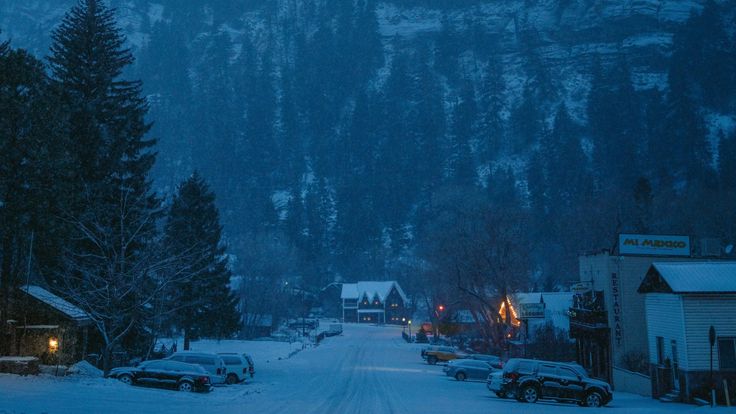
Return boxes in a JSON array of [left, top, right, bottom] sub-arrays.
[[340, 281, 409, 325], [8, 285, 93, 365], [638, 262, 736, 402]]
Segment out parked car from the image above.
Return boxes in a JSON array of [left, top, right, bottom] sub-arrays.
[[487, 358, 613, 407], [422, 346, 466, 365], [107, 359, 212, 392], [443, 359, 495, 381], [217, 353, 253, 384], [465, 354, 503, 369], [166, 352, 227, 384]]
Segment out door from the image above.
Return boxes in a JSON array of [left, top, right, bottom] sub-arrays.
[[538, 364, 560, 398], [557, 366, 585, 400], [138, 360, 166, 385], [671, 340, 680, 391]]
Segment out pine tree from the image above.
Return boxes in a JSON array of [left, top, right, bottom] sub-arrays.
[[164, 173, 239, 349], [0, 46, 66, 354], [47, 0, 160, 373], [49, 0, 155, 200], [450, 81, 479, 187]]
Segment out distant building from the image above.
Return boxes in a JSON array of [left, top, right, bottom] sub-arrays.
[[513, 292, 573, 342], [638, 262, 736, 402], [340, 281, 409, 324]]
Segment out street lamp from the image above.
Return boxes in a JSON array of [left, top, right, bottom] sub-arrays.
[[408, 320, 412, 340]]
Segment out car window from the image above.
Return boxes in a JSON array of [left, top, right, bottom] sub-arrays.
[[517, 361, 536, 374], [186, 356, 214, 366], [538, 364, 556, 376], [558, 367, 580, 379], [143, 360, 166, 370], [221, 356, 241, 365]]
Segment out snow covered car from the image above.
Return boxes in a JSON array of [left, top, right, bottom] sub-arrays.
[[422, 346, 465, 365], [217, 353, 254, 384], [107, 359, 212, 392], [465, 353, 503, 369], [494, 358, 613, 407], [443, 359, 495, 381], [166, 352, 227, 384]]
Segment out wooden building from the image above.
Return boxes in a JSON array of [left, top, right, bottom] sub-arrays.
[[9, 285, 92, 365], [638, 262, 736, 402], [340, 281, 409, 324]]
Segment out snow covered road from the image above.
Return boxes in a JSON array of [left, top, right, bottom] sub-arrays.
[[0, 324, 719, 413]]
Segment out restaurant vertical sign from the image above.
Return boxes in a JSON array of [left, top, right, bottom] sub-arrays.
[[611, 272, 623, 347]]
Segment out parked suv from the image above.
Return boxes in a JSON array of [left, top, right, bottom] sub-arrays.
[[217, 353, 254, 384], [166, 352, 227, 385], [488, 358, 613, 407], [108, 359, 212, 392]]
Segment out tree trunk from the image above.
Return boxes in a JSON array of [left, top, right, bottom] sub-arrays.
[[102, 344, 114, 376], [183, 328, 190, 351], [0, 233, 14, 355]]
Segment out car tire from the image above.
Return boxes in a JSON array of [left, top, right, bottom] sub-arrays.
[[455, 372, 466, 381], [495, 391, 507, 399], [428, 356, 438, 365], [584, 390, 603, 408], [226, 374, 239, 385], [178, 381, 194, 392], [521, 384, 539, 403], [118, 374, 133, 386]]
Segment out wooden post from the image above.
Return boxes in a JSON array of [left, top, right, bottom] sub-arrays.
[[725, 379, 731, 407]]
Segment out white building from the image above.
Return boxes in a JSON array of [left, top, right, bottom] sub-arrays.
[[638, 262, 736, 402]]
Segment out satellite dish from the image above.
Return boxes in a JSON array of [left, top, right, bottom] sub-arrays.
[[725, 244, 734, 255]]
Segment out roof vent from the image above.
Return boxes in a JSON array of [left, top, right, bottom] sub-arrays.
[[699, 238, 721, 257]]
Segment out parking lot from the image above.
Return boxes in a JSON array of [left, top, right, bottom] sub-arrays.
[[0, 324, 723, 413]]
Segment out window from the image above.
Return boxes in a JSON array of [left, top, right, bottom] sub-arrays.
[[222, 356, 241, 365], [656, 336, 664, 365], [719, 338, 736, 370], [558, 367, 580, 380], [538, 364, 556, 376]]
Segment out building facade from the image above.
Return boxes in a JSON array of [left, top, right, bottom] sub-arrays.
[[569, 234, 716, 395], [638, 262, 736, 402], [340, 281, 409, 324]]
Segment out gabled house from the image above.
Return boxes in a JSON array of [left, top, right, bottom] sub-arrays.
[[340, 281, 409, 324], [638, 262, 736, 402], [9, 285, 93, 365]]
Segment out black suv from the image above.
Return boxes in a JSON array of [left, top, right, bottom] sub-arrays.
[[487, 358, 612, 407], [107, 359, 212, 392]]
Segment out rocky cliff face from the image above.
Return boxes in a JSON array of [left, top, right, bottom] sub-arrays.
[[1, 0, 713, 122]]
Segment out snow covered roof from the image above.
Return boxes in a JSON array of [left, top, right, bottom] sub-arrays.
[[21, 285, 91, 322], [639, 262, 736, 294], [340, 281, 408, 303]]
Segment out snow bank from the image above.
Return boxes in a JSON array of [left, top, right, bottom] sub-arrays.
[[68, 360, 103, 378]]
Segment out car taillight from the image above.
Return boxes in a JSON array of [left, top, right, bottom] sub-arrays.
[[249, 367, 254, 373], [200, 376, 210, 383], [504, 372, 518, 380]]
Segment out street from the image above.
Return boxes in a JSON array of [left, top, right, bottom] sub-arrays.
[[0, 324, 719, 413]]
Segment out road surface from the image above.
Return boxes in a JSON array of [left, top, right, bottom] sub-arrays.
[[0, 324, 709, 413]]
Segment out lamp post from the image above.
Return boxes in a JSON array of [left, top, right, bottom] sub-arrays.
[[408, 320, 412, 341], [709, 325, 716, 407]]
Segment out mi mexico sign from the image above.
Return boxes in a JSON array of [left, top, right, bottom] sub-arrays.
[[618, 234, 690, 257]]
